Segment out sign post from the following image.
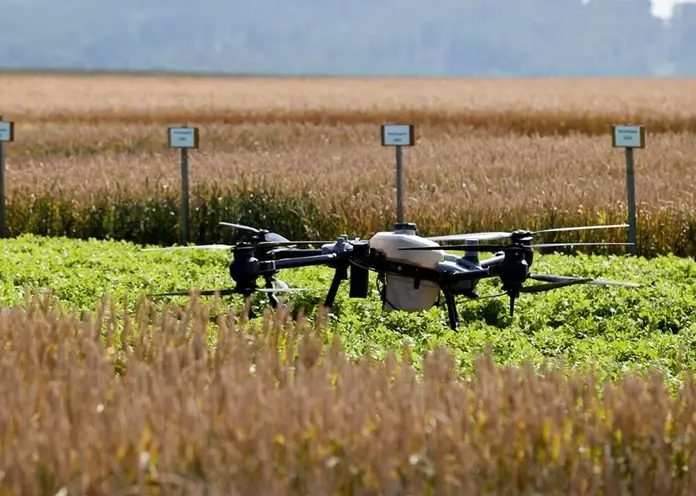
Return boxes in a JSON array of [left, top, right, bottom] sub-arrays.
[[612, 124, 645, 255], [0, 117, 15, 238], [380, 124, 415, 224], [167, 126, 200, 245]]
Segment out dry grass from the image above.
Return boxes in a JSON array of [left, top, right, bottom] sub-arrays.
[[2, 294, 696, 495]]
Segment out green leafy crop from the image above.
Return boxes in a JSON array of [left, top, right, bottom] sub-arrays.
[[1, 234, 695, 385]]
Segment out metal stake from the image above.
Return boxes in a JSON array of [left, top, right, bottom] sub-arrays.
[[396, 145, 404, 223], [0, 142, 4, 238], [181, 147, 189, 245], [625, 147, 636, 255]]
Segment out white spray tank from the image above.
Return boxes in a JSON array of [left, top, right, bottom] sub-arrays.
[[368, 222, 445, 312]]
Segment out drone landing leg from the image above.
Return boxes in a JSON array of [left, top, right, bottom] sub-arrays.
[[323, 265, 348, 310], [264, 277, 279, 309], [443, 291, 459, 330]]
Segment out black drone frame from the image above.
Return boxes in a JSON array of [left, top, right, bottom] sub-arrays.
[[148, 221, 640, 330]]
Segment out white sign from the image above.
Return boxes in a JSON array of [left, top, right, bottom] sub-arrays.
[[612, 125, 645, 149], [381, 124, 414, 146], [168, 127, 199, 148], [0, 121, 14, 142]]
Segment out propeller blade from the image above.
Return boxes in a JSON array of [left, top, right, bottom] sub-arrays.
[[142, 244, 233, 252], [529, 274, 640, 288], [153, 286, 317, 297], [426, 224, 629, 243], [256, 240, 335, 247], [262, 232, 292, 243], [519, 279, 593, 293], [476, 292, 508, 300], [154, 288, 239, 297], [427, 232, 512, 242], [219, 222, 260, 233], [529, 242, 634, 249], [258, 287, 318, 293], [219, 221, 291, 243], [400, 242, 633, 252], [588, 279, 641, 288], [400, 244, 508, 252], [532, 223, 628, 235]]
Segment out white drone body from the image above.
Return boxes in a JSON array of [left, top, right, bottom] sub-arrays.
[[367, 222, 482, 312]]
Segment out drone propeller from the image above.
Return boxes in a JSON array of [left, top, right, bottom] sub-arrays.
[[518, 278, 594, 293], [152, 286, 316, 297], [219, 222, 261, 233], [219, 221, 290, 243], [528, 273, 640, 288], [475, 274, 637, 317], [141, 240, 334, 253], [142, 244, 234, 252], [257, 240, 336, 247], [400, 242, 633, 252], [219, 221, 337, 248], [427, 223, 629, 243]]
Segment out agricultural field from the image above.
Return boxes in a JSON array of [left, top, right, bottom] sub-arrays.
[[1, 234, 696, 493], [0, 75, 695, 254], [1, 73, 696, 493]]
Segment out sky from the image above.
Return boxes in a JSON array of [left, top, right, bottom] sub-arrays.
[[651, 0, 696, 18]]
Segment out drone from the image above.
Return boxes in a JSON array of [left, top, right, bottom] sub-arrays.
[[143, 220, 640, 330]]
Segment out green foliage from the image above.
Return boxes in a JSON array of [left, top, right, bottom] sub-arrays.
[[2, 234, 695, 387]]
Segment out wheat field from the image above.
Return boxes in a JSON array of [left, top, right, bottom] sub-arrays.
[[3, 75, 696, 130], [1, 74, 695, 252]]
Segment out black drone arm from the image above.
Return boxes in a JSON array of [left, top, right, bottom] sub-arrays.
[[479, 253, 506, 268], [269, 248, 324, 259], [260, 253, 339, 274], [437, 268, 494, 293]]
